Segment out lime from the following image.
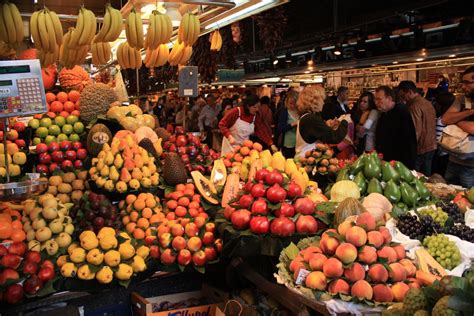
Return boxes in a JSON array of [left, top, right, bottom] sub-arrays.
[[62, 124, 73, 135], [48, 125, 61, 136], [40, 117, 52, 128], [32, 137, 42, 145], [45, 135, 56, 145], [69, 133, 80, 142], [54, 116, 66, 127], [66, 115, 79, 125], [73, 122, 84, 134], [57, 133, 69, 142], [36, 127, 49, 138], [28, 119, 40, 129]]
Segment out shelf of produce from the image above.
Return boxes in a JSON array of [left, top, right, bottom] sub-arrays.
[[232, 258, 353, 316]]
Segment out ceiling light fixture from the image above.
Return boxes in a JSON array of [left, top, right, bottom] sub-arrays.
[[273, 58, 279, 65], [393, 61, 399, 64], [449, 54, 456, 58], [334, 44, 342, 56], [205, 0, 273, 30], [416, 58, 424, 61]]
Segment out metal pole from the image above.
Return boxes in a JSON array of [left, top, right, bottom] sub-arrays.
[[136, 68, 140, 100], [3, 118, 10, 183]]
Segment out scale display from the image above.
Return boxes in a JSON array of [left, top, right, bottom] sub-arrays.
[[0, 60, 47, 118]]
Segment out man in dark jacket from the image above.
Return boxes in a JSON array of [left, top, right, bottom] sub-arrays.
[[375, 86, 417, 169], [322, 86, 353, 120]]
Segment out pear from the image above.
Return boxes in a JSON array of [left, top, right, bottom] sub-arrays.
[[100, 165, 110, 177], [120, 169, 131, 182], [96, 266, 113, 284], [114, 154, 124, 169], [134, 154, 144, 168], [104, 151, 114, 166], [96, 158, 105, 171], [131, 255, 146, 273], [109, 166, 120, 181], [104, 180, 115, 192], [131, 168, 143, 181]]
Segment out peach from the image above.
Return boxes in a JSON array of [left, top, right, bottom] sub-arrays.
[[328, 279, 350, 295], [320, 236, 340, 256], [323, 258, 344, 278], [289, 255, 305, 272], [391, 282, 410, 302], [358, 245, 377, 264], [305, 271, 327, 290], [335, 243, 357, 264], [389, 262, 407, 282], [321, 229, 338, 240], [351, 280, 373, 300], [400, 259, 417, 277], [344, 262, 366, 283], [377, 246, 398, 263], [309, 253, 327, 271], [368, 263, 389, 283], [372, 284, 393, 303], [392, 244, 406, 260], [367, 231, 384, 248], [378, 226, 392, 244], [300, 246, 322, 262], [407, 278, 421, 289], [337, 221, 353, 236], [356, 212, 376, 231], [345, 226, 367, 247]]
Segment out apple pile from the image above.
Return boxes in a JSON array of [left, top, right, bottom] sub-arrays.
[[224, 168, 324, 237], [70, 192, 122, 235], [162, 128, 220, 175], [57, 228, 150, 284], [22, 195, 74, 257], [0, 243, 55, 304], [296, 143, 341, 175], [28, 115, 84, 147], [288, 212, 421, 304], [45, 171, 88, 204], [44, 90, 81, 118], [0, 120, 28, 150], [0, 143, 27, 179], [144, 183, 222, 269], [35, 140, 88, 174]]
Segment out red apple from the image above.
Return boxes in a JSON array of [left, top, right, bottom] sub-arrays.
[[266, 184, 287, 203], [49, 163, 60, 173], [4, 284, 23, 304], [250, 216, 270, 234], [231, 209, 251, 230], [287, 181, 303, 198], [13, 122, 26, 133], [239, 194, 254, 208], [294, 198, 315, 215], [255, 169, 269, 181], [275, 203, 295, 217], [15, 139, 26, 148], [149, 245, 160, 259], [61, 160, 73, 170], [72, 141, 82, 150], [47, 142, 59, 153], [36, 164, 49, 173], [38, 153, 51, 164], [270, 217, 295, 237], [177, 249, 192, 266], [65, 150, 77, 161], [8, 242, 27, 256], [37, 267, 55, 282], [22, 261, 38, 275], [51, 151, 64, 163], [251, 199, 268, 215], [76, 148, 87, 160], [250, 183, 266, 198], [74, 160, 83, 169], [296, 215, 319, 234], [36, 143, 48, 154], [265, 171, 284, 185], [23, 275, 43, 295], [1, 254, 21, 269], [204, 247, 217, 262], [192, 250, 207, 266]]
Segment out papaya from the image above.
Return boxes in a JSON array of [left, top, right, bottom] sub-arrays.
[[221, 173, 240, 207], [191, 171, 218, 205], [416, 270, 440, 286], [248, 159, 263, 182], [210, 159, 227, 189], [415, 248, 447, 278]]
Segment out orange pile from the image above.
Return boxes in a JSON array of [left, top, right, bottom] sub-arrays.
[[119, 193, 163, 240], [0, 207, 26, 243]]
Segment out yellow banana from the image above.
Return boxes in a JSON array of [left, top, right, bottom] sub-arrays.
[[0, 8, 7, 43], [86, 10, 97, 44], [120, 43, 130, 69], [169, 42, 184, 65], [183, 13, 191, 45], [2, 3, 17, 45], [135, 48, 142, 68], [44, 9, 56, 53], [156, 44, 169, 66], [130, 46, 138, 69], [48, 10, 64, 46], [91, 42, 98, 65], [125, 10, 136, 48], [161, 13, 172, 45], [38, 10, 51, 52], [134, 9, 144, 48], [210, 31, 216, 50], [70, 7, 85, 48], [109, 7, 123, 42], [145, 12, 154, 49], [79, 9, 95, 46], [192, 15, 201, 45], [95, 4, 111, 42], [8, 3, 24, 45], [30, 11, 42, 50], [144, 48, 152, 66], [179, 46, 193, 65], [103, 42, 111, 62]]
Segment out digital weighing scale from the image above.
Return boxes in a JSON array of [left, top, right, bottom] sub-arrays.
[[0, 59, 48, 200]]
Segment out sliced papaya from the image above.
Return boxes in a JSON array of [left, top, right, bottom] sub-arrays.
[[415, 248, 447, 277], [191, 171, 218, 205], [248, 159, 263, 182], [221, 173, 240, 207], [210, 159, 227, 189], [416, 270, 440, 286]]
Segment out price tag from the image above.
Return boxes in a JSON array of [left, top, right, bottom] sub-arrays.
[[26, 173, 40, 180], [184, 89, 193, 96], [295, 268, 310, 285]]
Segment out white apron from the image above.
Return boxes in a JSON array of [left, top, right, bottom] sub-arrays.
[[295, 113, 317, 158], [221, 107, 255, 155]]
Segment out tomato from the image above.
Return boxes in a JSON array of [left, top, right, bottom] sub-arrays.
[[249, 216, 270, 234], [251, 199, 268, 215], [266, 184, 287, 203], [250, 183, 266, 198]]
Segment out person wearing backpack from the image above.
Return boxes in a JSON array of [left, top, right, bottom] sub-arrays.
[[441, 66, 474, 187]]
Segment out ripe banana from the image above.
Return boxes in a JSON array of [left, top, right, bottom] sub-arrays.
[[43, 9, 57, 53], [1, 2, 16, 45], [99, 5, 122, 42], [39, 46, 59, 68], [37, 10, 51, 52], [210, 30, 222, 51], [179, 46, 193, 65], [30, 11, 42, 50], [7, 2, 24, 45], [48, 9, 64, 46], [177, 13, 200, 46], [70, 7, 96, 48], [125, 8, 143, 49], [92, 42, 111, 65], [117, 42, 130, 69], [158, 13, 172, 45], [59, 28, 73, 66], [169, 42, 185, 66], [144, 44, 169, 68], [95, 5, 111, 43], [145, 11, 157, 49]]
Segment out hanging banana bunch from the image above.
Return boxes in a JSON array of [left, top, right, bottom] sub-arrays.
[[209, 30, 223, 51], [30, 7, 63, 52], [169, 42, 193, 66], [144, 44, 169, 68], [145, 10, 173, 50], [59, 28, 89, 69], [125, 8, 144, 49], [94, 4, 123, 43], [0, 2, 24, 47], [69, 6, 96, 48], [117, 42, 142, 69], [38, 47, 59, 68], [177, 13, 200, 46], [91, 42, 111, 65]]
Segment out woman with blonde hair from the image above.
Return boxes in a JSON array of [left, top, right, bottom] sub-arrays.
[[295, 85, 349, 158], [277, 90, 300, 158]]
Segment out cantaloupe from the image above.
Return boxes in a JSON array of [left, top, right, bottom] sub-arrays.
[[191, 171, 218, 205]]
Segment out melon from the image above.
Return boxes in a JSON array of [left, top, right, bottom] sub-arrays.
[[87, 124, 112, 157], [191, 171, 218, 205]]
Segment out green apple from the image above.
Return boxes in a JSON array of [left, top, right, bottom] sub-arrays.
[[54, 116, 66, 127], [62, 124, 73, 135], [32, 137, 42, 145], [68, 133, 80, 142], [73, 122, 84, 134], [66, 115, 79, 125], [40, 117, 52, 128], [57, 133, 69, 142], [48, 125, 61, 136], [36, 127, 49, 138], [28, 119, 40, 129], [44, 135, 56, 145]]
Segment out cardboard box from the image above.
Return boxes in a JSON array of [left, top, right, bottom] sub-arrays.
[[131, 285, 227, 316]]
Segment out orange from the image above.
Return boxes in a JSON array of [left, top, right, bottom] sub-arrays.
[[0, 213, 12, 223], [129, 211, 139, 222], [166, 200, 178, 210], [170, 191, 184, 200], [141, 208, 153, 219], [145, 193, 154, 200], [10, 229, 25, 242], [122, 215, 130, 225], [178, 197, 190, 207], [133, 199, 146, 211], [242, 140, 253, 148], [11, 220, 22, 230], [137, 218, 150, 230], [234, 154, 243, 162], [175, 206, 187, 217], [133, 228, 145, 239], [0, 221, 13, 239], [56, 91, 68, 103], [252, 143, 263, 151], [183, 189, 194, 197], [126, 194, 137, 205], [240, 147, 250, 156], [67, 90, 80, 102], [176, 184, 186, 192], [50, 101, 63, 113], [149, 214, 163, 225], [145, 198, 156, 208], [126, 222, 136, 234], [185, 183, 195, 191], [45, 92, 56, 103], [138, 193, 148, 200], [225, 153, 234, 160]]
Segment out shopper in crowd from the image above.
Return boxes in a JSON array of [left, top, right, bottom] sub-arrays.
[[187, 97, 205, 132], [277, 90, 299, 158], [220, 98, 234, 118], [374, 86, 417, 169], [441, 66, 474, 187], [398, 81, 437, 176], [258, 96, 274, 150], [295, 85, 349, 158], [432, 91, 455, 176], [219, 94, 273, 154], [355, 91, 380, 154], [273, 90, 287, 144], [322, 86, 352, 120], [199, 94, 221, 147]]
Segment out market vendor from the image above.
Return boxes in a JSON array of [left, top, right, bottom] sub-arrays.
[[295, 85, 349, 158], [219, 94, 273, 154]]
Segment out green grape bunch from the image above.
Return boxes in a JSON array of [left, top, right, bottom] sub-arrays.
[[423, 234, 462, 270]]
